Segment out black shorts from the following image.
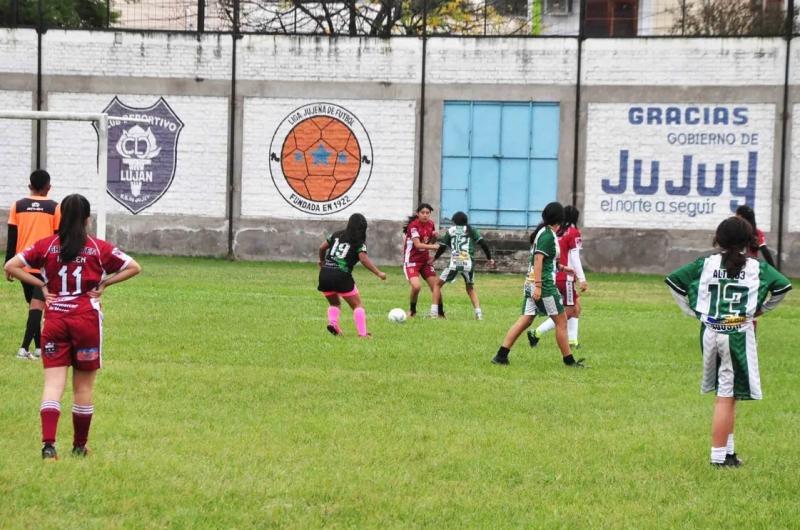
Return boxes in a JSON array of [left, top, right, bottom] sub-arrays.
[[317, 268, 356, 294], [22, 273, 45, 304]]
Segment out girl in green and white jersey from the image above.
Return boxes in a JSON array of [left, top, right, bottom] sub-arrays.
[[666, 216, 791, 467], [492, 202, 583, 367]]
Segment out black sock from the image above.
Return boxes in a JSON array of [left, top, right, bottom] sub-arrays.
[[31, 309, 42, 349], [496, 346, 510, 358], [563, 354, 575, 365], [22, 309, 42, 350], [438, 301, 445, 316], [410, 302, 417, 313]]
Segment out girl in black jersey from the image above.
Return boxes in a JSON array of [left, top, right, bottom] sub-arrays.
[[318, 213, 386, 338]]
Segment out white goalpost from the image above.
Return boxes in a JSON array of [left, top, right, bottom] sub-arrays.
[[0, 110, 148, 240]]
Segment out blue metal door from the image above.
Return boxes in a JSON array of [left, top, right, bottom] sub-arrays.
[[441, 101, 560, 228]]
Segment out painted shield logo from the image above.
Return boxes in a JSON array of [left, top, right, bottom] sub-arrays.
[[269, 103, 373, 215], [98, 97, 184, 214]]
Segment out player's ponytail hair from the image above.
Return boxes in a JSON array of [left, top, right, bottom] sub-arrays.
[[529, 202, 564, 245], [558, 206, 580, 236], [714, 216, 753, 279], [343, 213, 368, 248], [735, 204, 760, 253], [58, 194, 91, 263], [402, 203, 434, 234]]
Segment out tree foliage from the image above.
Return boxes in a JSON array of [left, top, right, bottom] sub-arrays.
[[217, 0, 529, 36], [669, 0, 791, 36], [0, 0, 117, 28]]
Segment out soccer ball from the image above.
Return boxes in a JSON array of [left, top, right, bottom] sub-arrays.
[[280, 117, 362, 202], [388, 308, 407, 323]]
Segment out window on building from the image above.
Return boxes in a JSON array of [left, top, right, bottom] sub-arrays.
[[584, 0, 639, 37], [440, 101, 560, 229]]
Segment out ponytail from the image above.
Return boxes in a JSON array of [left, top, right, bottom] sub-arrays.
[[58, 194, 91, 263], [714, 216, 753, 279]]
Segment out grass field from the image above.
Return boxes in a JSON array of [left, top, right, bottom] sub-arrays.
[[1, 256, 799, 528]]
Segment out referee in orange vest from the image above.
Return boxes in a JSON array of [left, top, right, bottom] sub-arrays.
[[5, 170, 61, 360]]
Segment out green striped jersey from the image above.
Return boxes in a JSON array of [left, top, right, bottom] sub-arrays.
[[527, 227, 559, 295]]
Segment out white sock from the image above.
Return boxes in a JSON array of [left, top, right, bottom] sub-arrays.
[[536, 318, 556, 337], [726, 433, 735, 455], [475, 307, 482, 316], [430, 304, 438, 315], [567, 318, 579, 343], [710, 446, 727, 464]]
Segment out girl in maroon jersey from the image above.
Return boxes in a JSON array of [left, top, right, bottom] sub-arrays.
[[4, 194, 141, 460], [402, 203, 444, 317]]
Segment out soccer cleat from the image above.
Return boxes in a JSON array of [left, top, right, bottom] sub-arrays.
[[409, 310, 417, 318], [567, 358, 587, 368], [475, 313, 483, 321], [491, 353, 509, 365], [31, 348, 42, 359], [720, 453, 743, 467], [41, 443, 58, 460], [358, 333, 373, 340], [72, 445, 90, 457], [526, 331, 540, 348], [16, 347, 31, 360], [326, 324, 343, 336]]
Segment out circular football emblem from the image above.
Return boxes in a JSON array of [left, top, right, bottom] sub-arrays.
[[269, 103, 373, 215]]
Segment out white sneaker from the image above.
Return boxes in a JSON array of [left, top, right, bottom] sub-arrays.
[[16, 348, 31, 360], [31, 348, 42, 359], [475, 313, 483, 321]]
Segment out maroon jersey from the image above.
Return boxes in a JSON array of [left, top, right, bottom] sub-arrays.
[[403, 219, 436, 265], [746, 228, 766, 259], [19, 235, 132, 316], [556, 226, 582, 283]]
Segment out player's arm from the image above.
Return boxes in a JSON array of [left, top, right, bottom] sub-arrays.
[[759, 245, 776, 268], [412, 237, 439, 251], [568, 247, 587, 291], [4, 254, 47, 299], [531, 252, 544, 300], [318, 240, 330, 268], [5, 225, 17, 281], [92, 259, 142, 297], [665, 260, 700, 318], [757, 263, 792, 315], [358, 252, 386, 280], [433, 244, 447, 261]]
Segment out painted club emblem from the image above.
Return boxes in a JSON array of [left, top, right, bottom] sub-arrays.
[[269, 103, 373, 215], [98, 97, 184, 214]]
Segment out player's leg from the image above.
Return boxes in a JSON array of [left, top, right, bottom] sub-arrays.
[[542, 293, 583, 367], [406, 267, 422, 317], [528, 279, 567, 347], [40, 366, 69, 459], [69, 310, 103, 456], [566, 280, 580, 348], [430, 267, 452, 317], [465, 273, 482, 320], [710, 396, 736, 466], [27, 298, 45, 358], [492, 292, 537, 365], [72, 369, 97, 456], [324, 293, 343, 335], [423, 268, 444, 317], [342, 289, 369, 338], [17, 282, 40, 359]]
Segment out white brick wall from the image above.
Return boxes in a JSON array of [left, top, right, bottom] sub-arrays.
[[42, 31, 232, 80], [241, 97, 416, 221], [789, 104, 800, 232], [237, 35, 422, 83], [0, 91, 34, 207], [584, 103, 774, 231], [0, 29, 38, 74], [426, 38, 577, 85], [583, 38, 785, 86], [46, 93, 228, 217]]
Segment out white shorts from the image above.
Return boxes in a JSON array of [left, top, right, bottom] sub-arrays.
[[701, 323, 761, 400]]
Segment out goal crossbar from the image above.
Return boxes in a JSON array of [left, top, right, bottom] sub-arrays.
[[0, 110, 150, 240]]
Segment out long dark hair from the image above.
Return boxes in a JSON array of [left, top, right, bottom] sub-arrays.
[[58, 194, 91, 263], [402, 203, 433, 233], [735, 204, 760, 252], [558, 205, 580, 237], [341, 213, 368, 248], [529, 202, 564, 245], [714, 216, 753, 278], [451, 210, 471, 233]]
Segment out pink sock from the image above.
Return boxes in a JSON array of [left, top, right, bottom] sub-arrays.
[[353, 307, 368, 336], [327, 306, 341, 331]]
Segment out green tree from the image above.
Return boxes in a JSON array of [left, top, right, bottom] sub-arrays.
[[0, 0, 118, 28]]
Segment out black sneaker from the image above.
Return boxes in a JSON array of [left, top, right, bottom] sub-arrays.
[[72, 445, 90, 457], [41, 443, 58, 460], [724, 453, 743, 467], [566, 358, 587, 368], [326, 324, 342, 336], [491, 353, 509, 365], [409, 310, 416, 318], [527, 331, 540, 348]]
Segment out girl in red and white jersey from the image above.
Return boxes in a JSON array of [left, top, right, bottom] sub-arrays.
[[528, 205, 588, 349], [4, 194, 141, 460], [402, 203, 444, 317], [735, 205, 775, 267]]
